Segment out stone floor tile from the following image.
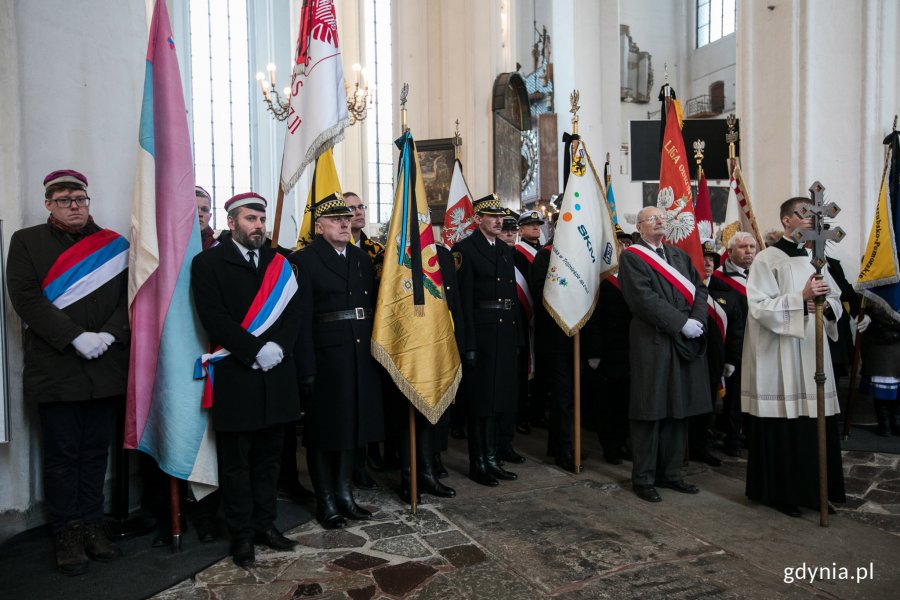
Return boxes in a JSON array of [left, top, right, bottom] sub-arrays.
[[207, 581, 295, 600], [842, 450, 876, 462], [370, 534, 432, 559], [438, 544, 487, 568], [849, 465, 882, 480], [840, 496, 868, 510], [876, 468, 900, 481], [406, 573, 470, 600], [843, 476, 873, 496], [193, 558, 259, 586], [428, 559, 538, 599], [421, 530, 470, 550], [277, 552, 344, 581], [371, 561, 438, 596], [346, 584, 377, 600], [395, 508, 455, 536], [864, 487, 900, 505], [330, 551, 389, 571], [295, 529, 367, 550], [358, 521, 415, 540]]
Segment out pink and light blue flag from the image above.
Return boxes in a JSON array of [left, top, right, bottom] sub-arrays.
[[125, 0, 216, 495]]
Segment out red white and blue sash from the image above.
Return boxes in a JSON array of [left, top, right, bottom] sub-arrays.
[[624, 244, 696, 306], [41, 229, 129, 309], [606, 273, 621, 290], [193, 253, 298, 408]]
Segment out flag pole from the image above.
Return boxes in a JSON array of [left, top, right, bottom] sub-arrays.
[[569, 91, 583, 474], [398, 84, 418, 512], [270, 186, 286, 249], [169, 476, 182, 552]]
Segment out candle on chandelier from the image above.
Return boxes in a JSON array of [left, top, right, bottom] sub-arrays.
[[267, 63, 276, 87]]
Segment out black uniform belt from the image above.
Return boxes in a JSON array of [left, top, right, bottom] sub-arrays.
[[316, 307, 373, 322], [478, 299, 514, 310]]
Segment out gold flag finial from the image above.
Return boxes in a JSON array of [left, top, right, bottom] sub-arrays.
[[400, 83, 409, 132], [569, 90, 580, 135], [453, 118, 462, 160], [726, 114, 738, 160], [693, 139, 706, 179]]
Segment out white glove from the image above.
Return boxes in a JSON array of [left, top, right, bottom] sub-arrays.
[[72, 332, 109, 360], [255, 342, 284, 372], [587, 358, 600, 370], [680, 318, 704, 339], [857, 314, 872, 333], [723, 363, 735, 378], [98, 332, 115, 346]]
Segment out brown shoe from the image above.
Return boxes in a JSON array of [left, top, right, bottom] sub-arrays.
[[54, 521, 89, 576], [83, 521, 121, 561]]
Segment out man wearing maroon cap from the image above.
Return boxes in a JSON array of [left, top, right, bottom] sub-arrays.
[[6, 170, 127, 574], [190, 192, 303, 567]]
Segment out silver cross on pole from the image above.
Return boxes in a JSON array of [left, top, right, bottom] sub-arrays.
[[788, 180, 845, 528], [790, 181, 846, 272]]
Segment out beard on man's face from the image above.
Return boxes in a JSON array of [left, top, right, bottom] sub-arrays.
[[234, 227, 265, 250]]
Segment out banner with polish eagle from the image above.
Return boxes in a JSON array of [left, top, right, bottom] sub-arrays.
[[441, 159, 476, 248], [279, 0, 349, 193]]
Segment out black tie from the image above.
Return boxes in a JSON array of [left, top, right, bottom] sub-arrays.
[[655, 247, 666, 261], [248, 250, 257, 269]]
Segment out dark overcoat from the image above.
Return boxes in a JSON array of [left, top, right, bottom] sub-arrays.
[[291, 236, 384, 451], [531, 246, 574, 356], [617, 242, 711, 420], [6, 221, 130, 403], [190, 239, 302, 432], [704, 283, 745, 404], [452, 229, 520, 416], [581, 277, 632, 380]]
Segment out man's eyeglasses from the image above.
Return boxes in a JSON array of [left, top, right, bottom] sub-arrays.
[[51, 196, 90, 208], [347, 204, 366, 212], [638, 214, 664, 223]]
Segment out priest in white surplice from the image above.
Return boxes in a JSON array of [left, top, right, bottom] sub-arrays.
[[741, 196, 846, 518]]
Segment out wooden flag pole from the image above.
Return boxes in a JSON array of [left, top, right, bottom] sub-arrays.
[[271, 186, 286, 249], [169, 476, 182, 552], [408, 403, 417, 514]]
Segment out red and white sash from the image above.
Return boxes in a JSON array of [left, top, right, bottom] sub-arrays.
[[515, 241, 537, 265], [706, 295, 728, 343], [712, 268, 746, 297], [514, 265, 535, 378], [624, 244, 696, 306], [606, 273, 621, 290]]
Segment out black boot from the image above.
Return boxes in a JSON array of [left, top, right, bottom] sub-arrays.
[[874, 401, 891, 437], [484, 417, 517, 481], [433, 452, 449, 479], [308, 450, 347, 529], [399, 467, 422, 504], [890, 403, 900, 436], [353, 447, 379, 489], [336, 450, 373, 520], [418, 427, 456, 498], [467, 417, 498, 486]]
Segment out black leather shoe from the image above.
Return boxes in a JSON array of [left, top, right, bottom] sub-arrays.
[[318, 512, 348, 530], [194, 515, 218, 543], [469, 467, 499, 487], [555, 456, 579, 473], [420, 474, 456, 498], [516, 421, 532, 435], [693, 451, 723, 467], [776, 503, 802, 518], [337, 499, 373, 520], [633, 484, 662, 502], [655, 480, 700, 494], [353, 469, 379, 490], [499, 449, 526, 464], [253, 526, 297, 551], [232, 539, 256, 568]]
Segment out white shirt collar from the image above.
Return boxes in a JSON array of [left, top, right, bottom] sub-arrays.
[[232, 238, 255, 262]]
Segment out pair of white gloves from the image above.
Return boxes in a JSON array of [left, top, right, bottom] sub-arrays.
[[71, 332, 115, 360]]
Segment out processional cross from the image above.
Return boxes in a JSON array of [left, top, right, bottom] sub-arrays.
[[789, 181, 845, 528]]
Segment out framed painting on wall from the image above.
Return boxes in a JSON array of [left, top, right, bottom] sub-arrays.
[[416, 138, 457, 224]]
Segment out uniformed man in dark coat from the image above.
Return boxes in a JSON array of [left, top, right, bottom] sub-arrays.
[[452, 193, 521, 486], [291, 195, 384, 529], [581, 225, 634, 464], [513, 210, 544, 436], [191, 192, 302, 567], [6, 170, 126, 574], [617, 206, 710, 503]]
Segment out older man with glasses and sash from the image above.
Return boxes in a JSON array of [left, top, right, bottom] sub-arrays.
[[7, 170, 128, 575]]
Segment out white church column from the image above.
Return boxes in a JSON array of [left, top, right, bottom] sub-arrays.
[[737, 0, 900, 268]]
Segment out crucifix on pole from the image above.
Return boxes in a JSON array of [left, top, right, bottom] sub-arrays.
[[789, 181, 845, 527]]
